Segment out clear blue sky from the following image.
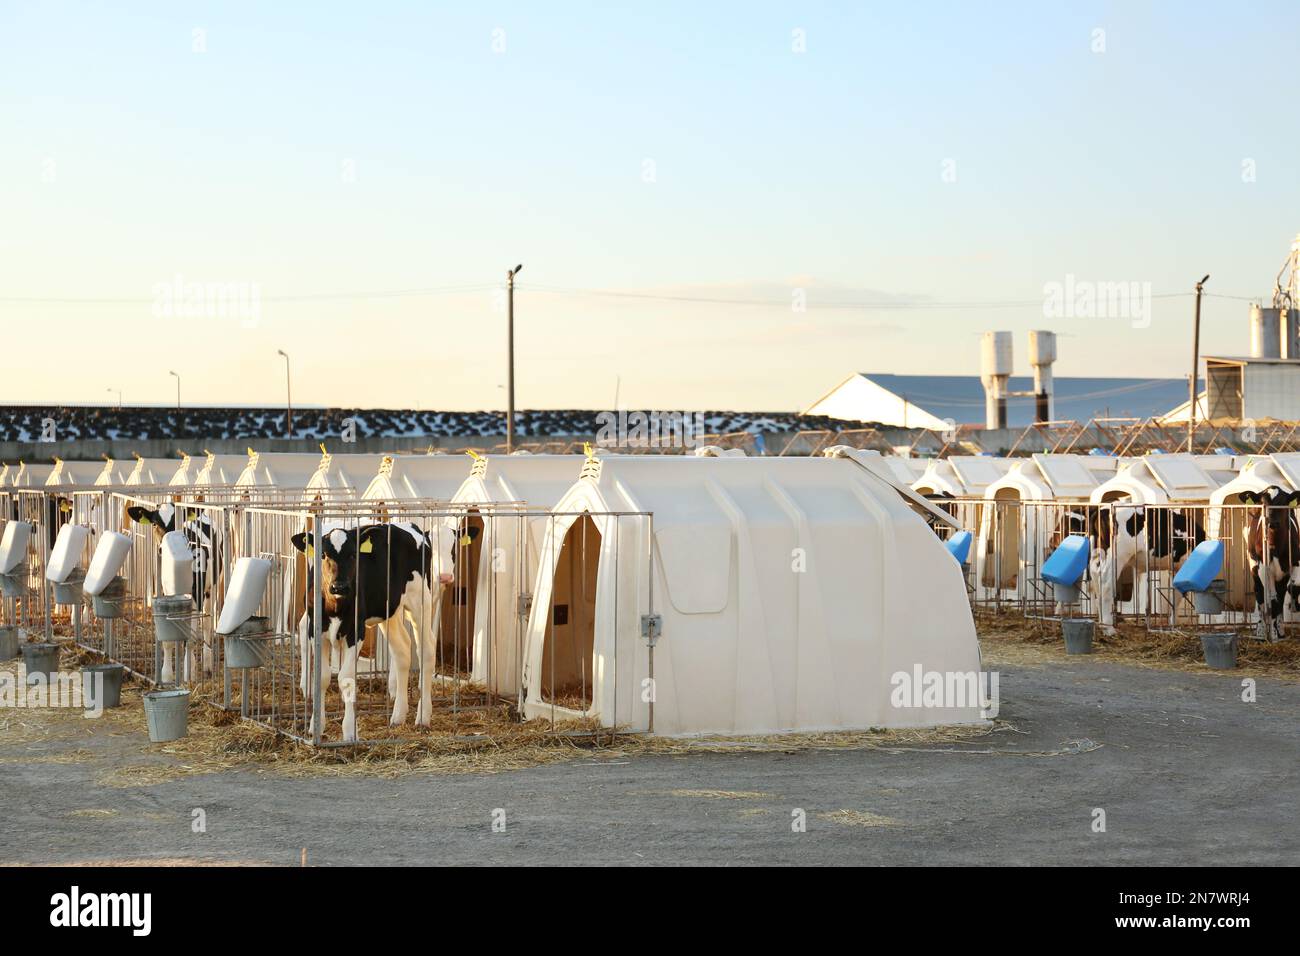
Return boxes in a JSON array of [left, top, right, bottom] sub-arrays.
[[2, 1, 1297, 410]]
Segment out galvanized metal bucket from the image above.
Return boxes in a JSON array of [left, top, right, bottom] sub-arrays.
[[143, 688, 190, 742], [21, 642, 60, 683], [1061, 618, 1095, 655], [92, 576, 128, 619], [1200, 632, 1238, 670], [223, 616, 273, 670], [83, 663, 125, 710], [0, 625, 21, 662], [152, 594, 193, 645], [52, 568, 86, 606]]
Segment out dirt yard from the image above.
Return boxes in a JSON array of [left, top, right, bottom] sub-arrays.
[[1, 628, 1296, 866]]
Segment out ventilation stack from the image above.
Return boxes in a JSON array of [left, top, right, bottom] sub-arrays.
[[980, 331, 1013, 430], [1256, 232, 1300, 359], [1027, 331, 1057, 423]]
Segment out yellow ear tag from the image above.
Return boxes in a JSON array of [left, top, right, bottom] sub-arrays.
[[140, 517, 151, 526], [305, 545, 313, 558], [460, 533, 472, 546], [359, 538, 374, 554]]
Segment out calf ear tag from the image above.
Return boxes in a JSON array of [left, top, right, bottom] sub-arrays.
[[359, 538, 374, 554], [460, 533, 473, 546], [305, 545, 313, 558], [139, 517, 151, 526]]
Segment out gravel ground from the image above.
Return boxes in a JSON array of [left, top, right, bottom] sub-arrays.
[[1, 647, 1296, 866]]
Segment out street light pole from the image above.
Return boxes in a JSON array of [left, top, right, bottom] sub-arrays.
[[506, 264, 523, 453], [277, 349, 293, 437], [106, 387, 121, 409], [169, 370, 180, 410], [1189, 275, 1209, 452]]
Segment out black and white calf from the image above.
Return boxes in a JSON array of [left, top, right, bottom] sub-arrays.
[[126, 503, 218, 681], [1239, 487, 1300, 642], [1074, 504, 1203, 630], [291, 521, 475, 742]]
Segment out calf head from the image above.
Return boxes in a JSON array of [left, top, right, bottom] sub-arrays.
[[291, 526, 369, 607], [126, 503, 178, 541], [1240, 487, 1300, 556]]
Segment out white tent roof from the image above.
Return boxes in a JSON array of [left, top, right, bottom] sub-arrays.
[[361, 454, 472, 501], [803, 374, 952, 430], [946, 456, 1015, 495], [1208, 456, 1293, 506], [124, 457, 185, 486], [235, 451, 325, 488], [911, 459, 966, 496], [307, 453, 392, 492], [1029, 454, 1101, 499], [451, 454, 581, 508], [983, 460, 1053, 500], [1090, 453, 1233, 504], [168, 454, 199, 486], [1157, 390, 1208, 424], [43, 459, 100, 487], [193, 453, 252, 486], [520, 454, 983, 736], [11, 463, 55, 487]]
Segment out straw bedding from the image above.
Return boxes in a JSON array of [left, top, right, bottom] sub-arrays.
[[977, 611, 1300, 676], [1, 640, 1005, 781]]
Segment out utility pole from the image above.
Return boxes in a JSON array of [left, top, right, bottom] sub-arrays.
[[277, 349, 293, 436], [506, 264, 523, 452], [169, 370, 180, 410], [1189, 275, 1209, 452]]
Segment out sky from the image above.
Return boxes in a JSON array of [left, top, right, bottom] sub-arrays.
[[2, 1, 1298, 411]]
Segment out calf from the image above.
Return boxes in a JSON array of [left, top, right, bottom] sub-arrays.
[[126, 503, 218, 681], [291, 521, 476, 742], [1238, 487, 1300, 642], [1081, 504, 1204, 630]]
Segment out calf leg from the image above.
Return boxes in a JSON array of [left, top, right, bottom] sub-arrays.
[[1090, 549, 1116, 632], [414, 588, 437, 727], [297, 612, 311, 698], [339, 639, 361, 743], [386, 616, 412, 726]]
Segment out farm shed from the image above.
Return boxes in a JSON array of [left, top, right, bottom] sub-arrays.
[[447, 453, 586, 696], [519, 454, 984, 736], [361, 454, 472, 502]]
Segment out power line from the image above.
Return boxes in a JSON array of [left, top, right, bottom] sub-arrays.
[[0, 282, 1259, 310], [0, 283, 496, 306]]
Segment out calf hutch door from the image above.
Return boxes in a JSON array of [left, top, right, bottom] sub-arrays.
[[540, 514, 600, 711], [437, 510, 485, 675]]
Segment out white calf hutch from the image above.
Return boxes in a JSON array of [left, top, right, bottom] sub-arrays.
[[447, 454, 584, 698], [519, 454, 983, 736], [361, 454, 473, 502]]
